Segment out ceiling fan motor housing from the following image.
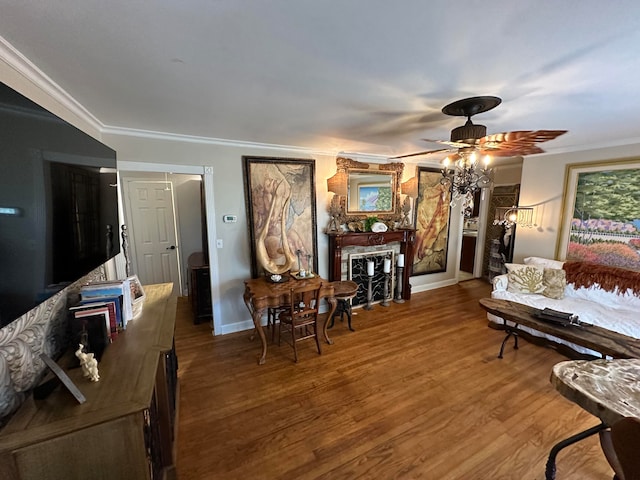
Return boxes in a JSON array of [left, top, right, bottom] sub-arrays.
[[450, 120, 487, 143]]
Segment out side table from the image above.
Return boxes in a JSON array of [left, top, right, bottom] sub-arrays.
[[328, 281, 359, 331]]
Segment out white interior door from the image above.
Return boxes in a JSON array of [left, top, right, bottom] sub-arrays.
[[123, 180, 181, 295]]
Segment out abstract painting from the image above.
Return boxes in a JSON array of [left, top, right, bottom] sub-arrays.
[[412, 167, 452, 275], [243, 157, 318, 278]]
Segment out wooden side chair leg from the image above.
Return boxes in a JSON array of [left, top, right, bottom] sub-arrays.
[[292, 324, 298, 363], [314, 321, 322, 355]]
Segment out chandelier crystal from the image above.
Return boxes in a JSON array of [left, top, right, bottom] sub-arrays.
[[440, 147, 493, 209]]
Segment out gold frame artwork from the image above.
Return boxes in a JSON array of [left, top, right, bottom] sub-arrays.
[[556, 158, 640, 271]]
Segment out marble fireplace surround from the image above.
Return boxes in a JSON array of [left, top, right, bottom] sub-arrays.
[[326, 230, 416, 302], [348, 249, 396, 307]]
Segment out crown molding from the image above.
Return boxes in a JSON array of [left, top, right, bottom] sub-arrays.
[[0, 34, 104, 134], [102, 124, 384, 159], [0, 36, 401, 158]]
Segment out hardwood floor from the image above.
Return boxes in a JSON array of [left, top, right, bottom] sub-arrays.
[[174, 280, 613, 479]]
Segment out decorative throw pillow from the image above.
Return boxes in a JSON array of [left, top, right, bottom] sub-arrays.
[[523, 256, 565, 270], [505, 263, 545, 294], [542, 268, 566, 299]]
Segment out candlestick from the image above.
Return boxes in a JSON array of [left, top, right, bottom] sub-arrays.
[[383, 258, 391, 273], [382, 271, 391, 307], [296, 249, 302, 272], [364, 260, 374, 311], [394, 263, 405, 303]]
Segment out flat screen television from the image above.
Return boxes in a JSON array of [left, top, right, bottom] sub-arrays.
[[0, 81, 119, 327]]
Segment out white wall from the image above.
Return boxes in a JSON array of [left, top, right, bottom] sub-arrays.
[[515, 144, 640, 263], [103, 132, 345, 332], [100, 134, 466, 331]]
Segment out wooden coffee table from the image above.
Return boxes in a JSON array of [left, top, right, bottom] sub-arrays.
[[479, 298, 640, 359]]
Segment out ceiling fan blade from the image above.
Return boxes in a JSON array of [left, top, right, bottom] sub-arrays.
[[479, 130, 568, 156], [481, 146, 545, 157], [422, 138, 478, 149], [390, 148, 450, 159]]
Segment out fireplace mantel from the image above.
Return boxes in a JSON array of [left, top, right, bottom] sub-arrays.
[[326, 229, 416, 300]]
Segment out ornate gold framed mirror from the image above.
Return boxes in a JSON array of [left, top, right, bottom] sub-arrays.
[[328, 157, 404, 228]]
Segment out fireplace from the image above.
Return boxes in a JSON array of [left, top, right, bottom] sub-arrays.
[[326, 230, 415, 302], [348, 250, 395, 307]]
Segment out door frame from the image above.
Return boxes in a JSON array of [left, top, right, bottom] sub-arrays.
[[117, 161, 222, 336], [121, 177, 183, 295]]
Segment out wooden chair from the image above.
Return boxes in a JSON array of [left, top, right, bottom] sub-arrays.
[[610, 416, 640, 480], [267, 307, 286, 343], [277, 282, 323, 362]]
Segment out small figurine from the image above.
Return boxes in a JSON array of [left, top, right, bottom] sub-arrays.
[[326, 196, 345, 233], [400, 196, 412, 227], [75, 343, 100, 382]]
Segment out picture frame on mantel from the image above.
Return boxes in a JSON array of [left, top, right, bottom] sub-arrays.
[[556, 158, 640, 271], [412, 166, 452, 275], [242, 156, 318, 278]]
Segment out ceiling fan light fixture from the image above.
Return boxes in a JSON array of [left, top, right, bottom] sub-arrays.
[[450, 121, 487, 143]]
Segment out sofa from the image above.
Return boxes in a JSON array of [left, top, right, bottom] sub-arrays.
[[488, 257, 640, 357]]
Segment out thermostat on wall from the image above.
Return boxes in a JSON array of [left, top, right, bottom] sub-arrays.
[[223, 214, 237, 223]]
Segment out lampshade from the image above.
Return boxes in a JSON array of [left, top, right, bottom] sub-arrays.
[[401, 176, 418, 198], [327, 171, 347, 196]]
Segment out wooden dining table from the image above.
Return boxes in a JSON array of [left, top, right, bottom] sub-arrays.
[[243, 275, 337, 364]]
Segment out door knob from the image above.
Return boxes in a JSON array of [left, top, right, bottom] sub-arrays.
[[166, 245, 176, 250]]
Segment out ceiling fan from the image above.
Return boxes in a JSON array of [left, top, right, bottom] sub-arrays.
[[391, 96, 567, 160]]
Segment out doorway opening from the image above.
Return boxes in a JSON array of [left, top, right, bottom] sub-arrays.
[[121, 172, 205, 296], [116, 162, 221, 335]]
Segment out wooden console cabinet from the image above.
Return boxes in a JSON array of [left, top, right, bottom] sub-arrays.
[[0, 283, 178, 480], [460, 234, 477, 273], [326, 230, 416, 300], [188, 252, 212, 324]]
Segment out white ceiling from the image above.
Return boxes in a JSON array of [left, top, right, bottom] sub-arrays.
[[2, 1, 640, 159]]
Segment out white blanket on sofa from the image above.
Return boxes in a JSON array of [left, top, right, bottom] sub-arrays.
[[490, 265, 640, 357]]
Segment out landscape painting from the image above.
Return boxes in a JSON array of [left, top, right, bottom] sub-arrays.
[[358, 185, 392, 211], [557, 159, 640, 271]]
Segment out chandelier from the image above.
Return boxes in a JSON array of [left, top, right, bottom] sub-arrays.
[[440, 147, 493, 206]]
